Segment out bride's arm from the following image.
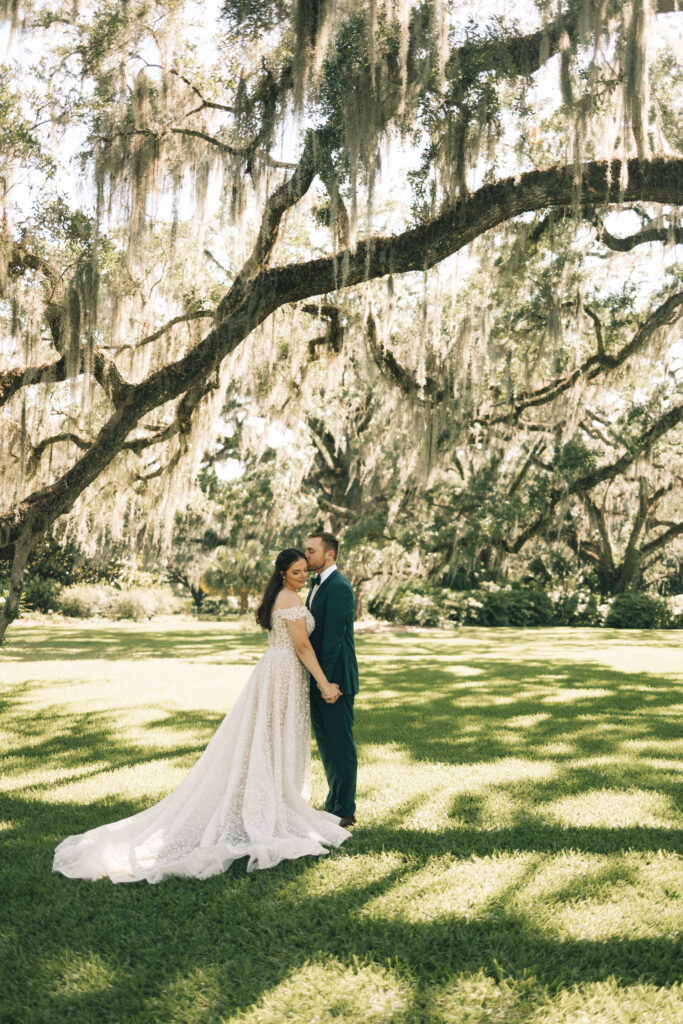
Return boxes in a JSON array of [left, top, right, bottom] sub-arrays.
[[286, 617, 341, 703]]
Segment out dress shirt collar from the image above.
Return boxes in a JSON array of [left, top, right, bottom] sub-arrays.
[[318, 564, 338, 586]]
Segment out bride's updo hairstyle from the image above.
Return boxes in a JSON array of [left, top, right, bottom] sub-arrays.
[[256, 548, 306, 631]]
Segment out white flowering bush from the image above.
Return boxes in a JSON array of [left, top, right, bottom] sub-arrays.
[[597, 603, 611, 624], [667, 594, 683, 624], [393, 591, 442, 627], [58, 584, 116, 617], [110, 591, 157, 621], [58, 584, 181, 619], [548, 588, 601, 626]]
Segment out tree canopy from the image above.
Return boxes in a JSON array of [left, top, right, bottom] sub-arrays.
[[1, 0, 682, 636]]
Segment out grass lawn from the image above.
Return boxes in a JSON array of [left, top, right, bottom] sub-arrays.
[[1, 620, 683, 1024]]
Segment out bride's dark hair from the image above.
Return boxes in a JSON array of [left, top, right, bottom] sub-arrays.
[[256, 548, 306, 631]]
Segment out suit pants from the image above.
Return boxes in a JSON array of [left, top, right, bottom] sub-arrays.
[[309, 681, 357, 818]]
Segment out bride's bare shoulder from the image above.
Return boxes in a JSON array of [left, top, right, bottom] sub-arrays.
[[272, 591, 303, 610]]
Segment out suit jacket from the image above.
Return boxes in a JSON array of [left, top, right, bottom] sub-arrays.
[[306, 570, 359, 695]]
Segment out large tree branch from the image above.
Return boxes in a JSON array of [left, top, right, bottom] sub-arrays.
[[582, 492, 615, 574], [480, 290, 683, 425], [215, 128, 326, 323], [98, 126, 250, 159], [3, 238, 132, 408], [641, 521, 683, 558], [369, 273, 681, 423], [615, 476, 651, 591], [302, 302, 343, 356], [4, 238, 67, 344], [0, 356, 69, 410], [505, 399, 683, 554], [594, 219, 683, 251], [1, 157, 682, 561], [105, 310, 215, 353], [558, 524, 604, 569], [27, 432, 91, 475], [365, 310, 445, 401], [444, 0, 677, 89]]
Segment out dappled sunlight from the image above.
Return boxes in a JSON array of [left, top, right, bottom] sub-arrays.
[[537, 742, 575, 756], [507, 713, 552, 729], [518, 851, 683, 942], [359, 853, 536, 923], [355, 749, 558, 830], [1, 659, 255, 694], [537, 789, 679, 829], [544, 688, 612, 703], [47, 758, 192, 805], [144, 965, 225, 1024], [0, 760, 111, 794], [233, 962, 412, 1024], [50, 950, 117, 999], [278, 852, 404, 901], [530, 978, 683, 1024], [3, 623, 683, 1023], [1, 621, 267, 665], [443, 665, 485, 677], [639, 757, 683, 773], [622, 738, 683, 756], [424, 971, 533, 1023]]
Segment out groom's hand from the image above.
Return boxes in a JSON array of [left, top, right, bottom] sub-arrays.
[[325, 683, 342, 703]]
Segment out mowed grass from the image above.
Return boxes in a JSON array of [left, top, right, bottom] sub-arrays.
[[1, 621, 683, 1024]]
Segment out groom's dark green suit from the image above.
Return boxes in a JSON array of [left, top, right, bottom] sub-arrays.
[[306, 568, 358, 819]]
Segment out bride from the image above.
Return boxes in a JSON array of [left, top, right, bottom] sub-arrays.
[[53, 548, 351, 883]]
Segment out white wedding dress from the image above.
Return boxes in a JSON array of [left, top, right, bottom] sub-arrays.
[[53, 606, 350, 883]]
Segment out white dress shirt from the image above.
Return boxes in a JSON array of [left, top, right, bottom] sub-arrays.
[[311, 563, 337, 603]]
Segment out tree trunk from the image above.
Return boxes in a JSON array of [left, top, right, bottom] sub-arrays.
[[0, 528, 36, 640], [613, 477, 649, 593]]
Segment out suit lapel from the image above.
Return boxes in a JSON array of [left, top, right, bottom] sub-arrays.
[[313, 571, 335, 606]]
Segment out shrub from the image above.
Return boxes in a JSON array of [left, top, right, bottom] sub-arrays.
[[22, 576, 62, 613], [551, 590, 601, 626], [440, 591, 471, 624], [368, 585, 443, 626], [140, 587, 183, 616], [393, 590, 442, 627], [58, 584, 115, 618], [605, 592, 670, 629], [477, 587, 553, 627], [667, 594, 683, 629], [195, 595, 241, 618], [57, 583, 180, 619], [110, 591, 156, 621]]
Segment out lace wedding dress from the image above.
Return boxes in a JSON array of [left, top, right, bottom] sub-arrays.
[[53, 606, 350, 883]]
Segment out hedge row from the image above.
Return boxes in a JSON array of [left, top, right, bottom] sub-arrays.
[[369, 586, 682, 629]]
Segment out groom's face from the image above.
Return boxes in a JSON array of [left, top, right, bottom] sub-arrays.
[[305, 536, 329, 572]]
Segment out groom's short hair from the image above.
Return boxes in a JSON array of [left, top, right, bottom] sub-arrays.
[[308, 532, 339, 559]]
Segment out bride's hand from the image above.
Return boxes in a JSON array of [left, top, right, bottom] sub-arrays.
[[320, 681, 341, 703]]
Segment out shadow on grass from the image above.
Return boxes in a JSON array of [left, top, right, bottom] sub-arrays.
[[3, 703, 225, 809], [1, 789, 682, 1024], [0, 623, 267, 663], [356, 656, 683, 766], [2, 628, 683, 1022]]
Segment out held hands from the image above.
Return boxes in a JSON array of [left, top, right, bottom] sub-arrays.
[[319, 681, 342, 704]]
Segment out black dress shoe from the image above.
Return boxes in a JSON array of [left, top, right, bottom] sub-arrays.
[[339, 815, 357, 827]]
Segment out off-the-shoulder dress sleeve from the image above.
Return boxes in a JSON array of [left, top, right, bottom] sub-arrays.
[[273, 605, 309, 621]]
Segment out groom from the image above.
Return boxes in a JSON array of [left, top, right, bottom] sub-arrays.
[[304, 532, 359, 828]]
